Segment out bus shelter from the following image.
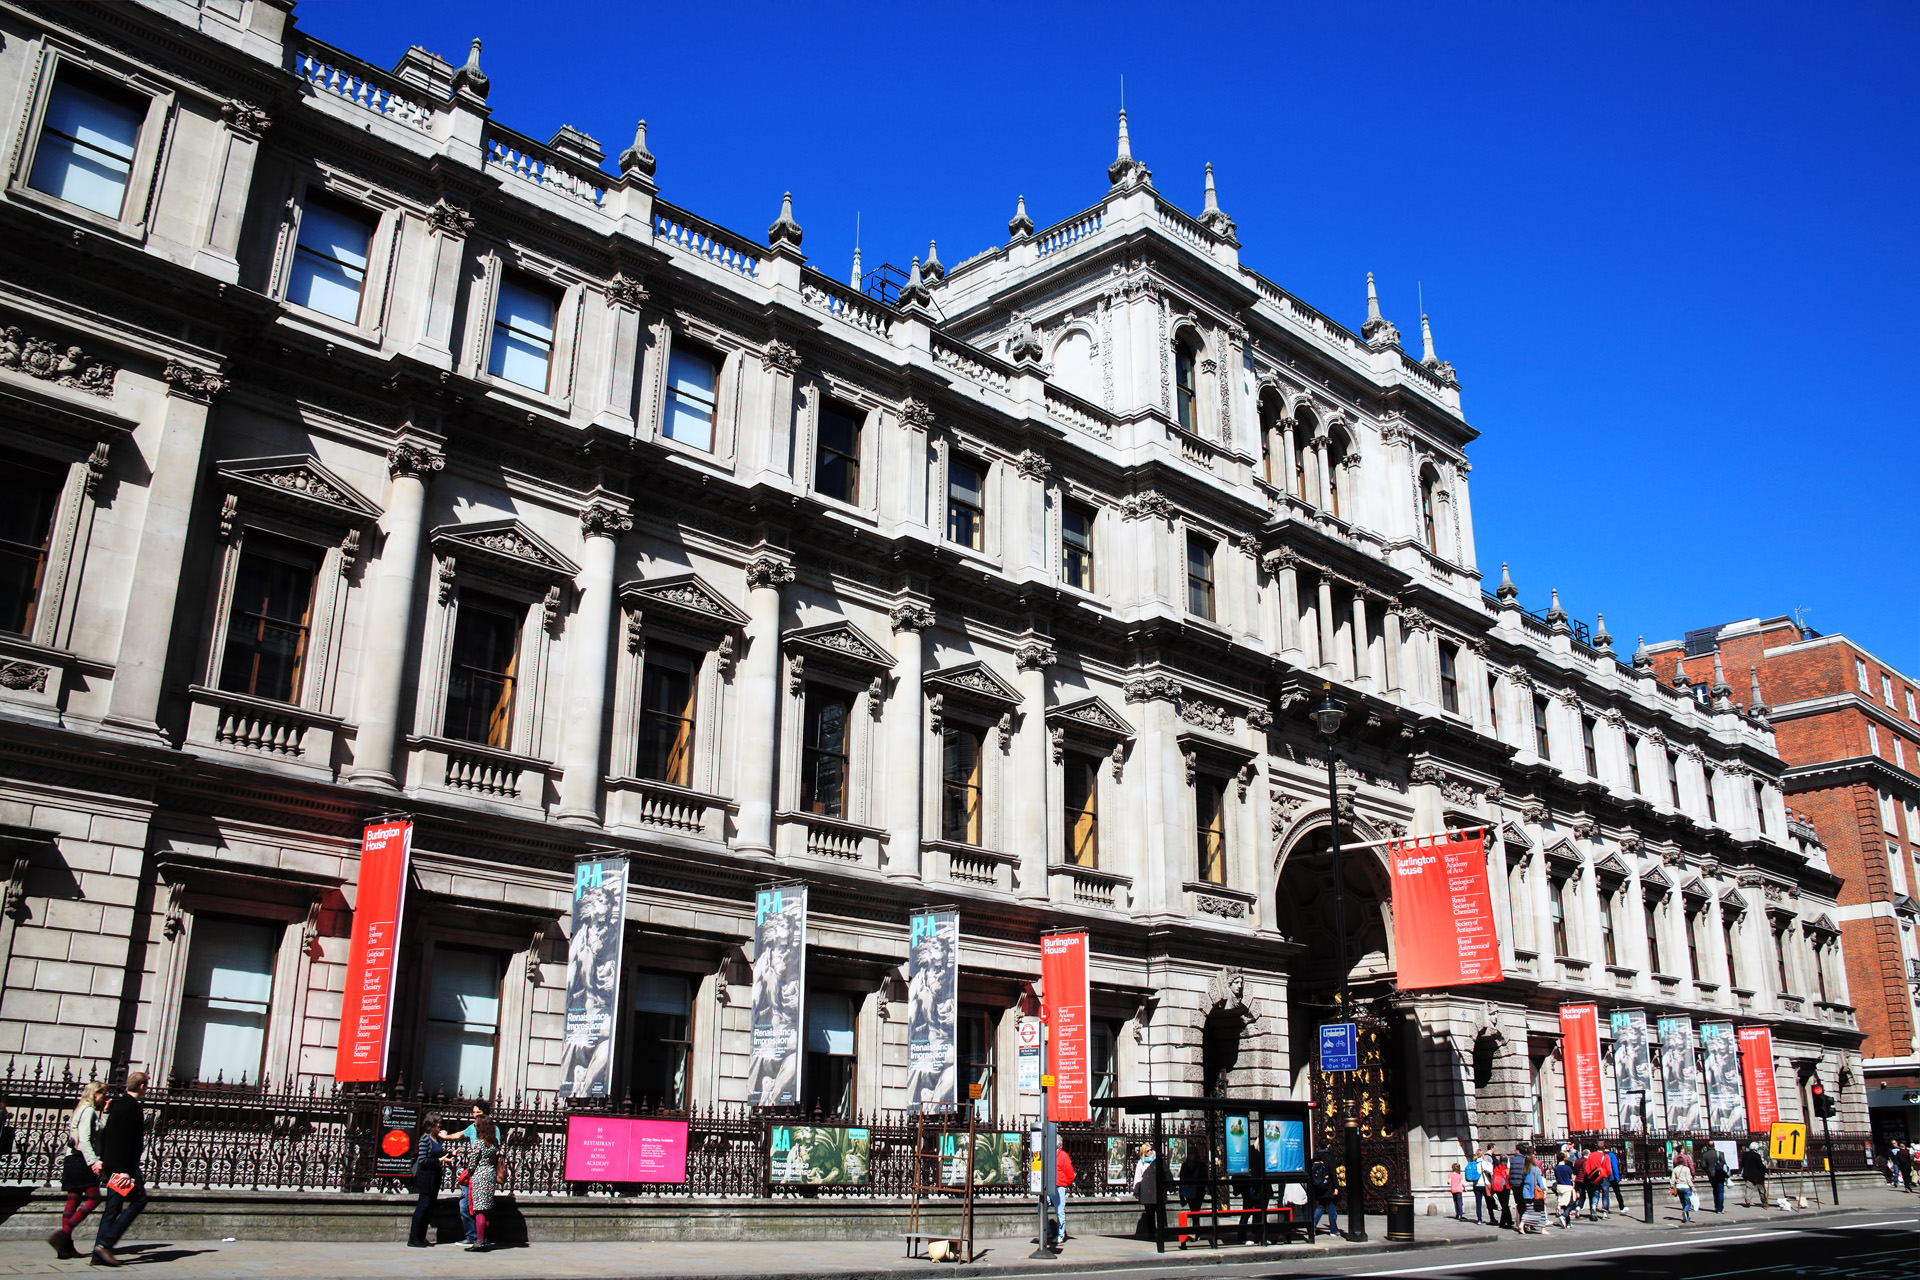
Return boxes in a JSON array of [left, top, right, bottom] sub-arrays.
[[1109, 1095, 1318, 1253]]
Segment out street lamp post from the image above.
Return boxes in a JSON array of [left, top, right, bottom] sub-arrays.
[[1314, 684, 1365, 1243]]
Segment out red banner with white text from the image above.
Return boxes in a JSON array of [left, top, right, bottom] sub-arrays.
[[1387, 834, 1500, 989], [334, 820, 412, 1083], [1040, 931, 1090, 1122], [1560, 1003, 1606, 1131], [1738, 1025, 1780, 1130]]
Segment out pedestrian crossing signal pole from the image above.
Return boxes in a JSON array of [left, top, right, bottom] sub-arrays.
[[1031, 1020, 1057, 1258], [1810, 1082, 1839, 1205]]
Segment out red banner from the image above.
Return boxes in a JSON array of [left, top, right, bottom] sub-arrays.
[[1040, 931, 1090, 1122], [1387, 834, 1500, 989], [1737, 1026, 1780, 1130], [1560, 1004, 1605, 1131], [334, 820, 412, 1083]]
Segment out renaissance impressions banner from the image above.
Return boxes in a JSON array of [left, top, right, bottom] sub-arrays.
[[1700, 1021, 1748, 1133], [560, 856, 628, 1098], [748, 885, 807, 1108], [906, 909, 960, 1111], [1041, 931, 1091, 1122], [1387, 834, 1501, 989], [335, 819, 413, 1083], [1560, 1003, 1605, 1132], [1610, 1008, 1653, 1131], [1658, 1015, 1705, 1132], [1738, 1025, 1780, 1130]]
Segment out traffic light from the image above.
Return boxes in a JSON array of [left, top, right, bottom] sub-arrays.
[[1810, 1081, 1836, 1119]]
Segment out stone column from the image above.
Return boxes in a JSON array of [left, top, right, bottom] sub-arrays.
[[1281, 421, 1298, 497], [1313, 432, 1333, 511], [347, 440, 444, 786], [760, 342, 802, 480], [887, 601, 934, 880], [102, 365, 226, 739], [734, 552, 793, 854], [1316, 577, 1338, 676], [554, 492, 632, 825], [1384, 607, 1404, 696], [1014, 638, 1055, 902], [1350, 591, 1372, 692]]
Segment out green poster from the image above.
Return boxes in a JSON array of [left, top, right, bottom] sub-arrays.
[[770, 1125, 872, 1184], [939, 1131, 1025, 1186]]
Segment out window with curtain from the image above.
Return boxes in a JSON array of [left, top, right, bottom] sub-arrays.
[[423, 946, 502, 1097], [488, 277, 558, 391], [1064, 754, 1099, 868], [288, 197, 375, 322], [1195, 777, 1226, 884], [0, 451, 69, 637], [1598, 887, 1617, 965], [800, 688, 853, 818], [663, 345, 718, 450], [1173, 338, 1198, 431], [1186, 535, 1215, 621], [941, 725, 984, 845], [218, 534, 320, 704], [1549, 876, 1570, 957], [638, 645, 699, 785], [1061, 502, 1094, 591], [803, 991, 856, 1117], [444, 594, 521, 748], [29, 70, 143, 218], [630, 971, 692, 1109], [1439, 644, 1459, 714], [1705, 771, 1718, 823], [958, 1006, 996, 1121], [947, 457, 984, 550], [814, 401, 860, 504], [174, 917, 277, 1085], [1644, 899, 1664, 973]]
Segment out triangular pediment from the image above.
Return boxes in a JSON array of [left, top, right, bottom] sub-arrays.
[[1501, 821, 1535, 851], [785, 620, 895, 670], [1544, 837, 1583, 866], [1640, 865, 1673, 892], [1804, 913, 1839, 935], [217, 454, 381, 524], [925, 660, 1021, 707], [620, 573, 749, 629], [1593, 852, 1631, 881], [430, 519, 579, 580], [1680, 875, 1710, 901], [1047, 695, 1134, 741]]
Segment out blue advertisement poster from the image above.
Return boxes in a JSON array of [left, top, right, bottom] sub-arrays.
[[1224, 1114, 1250, 1174], [1264, 1117, 1306, 1172]]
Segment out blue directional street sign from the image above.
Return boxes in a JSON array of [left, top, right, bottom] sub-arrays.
[[1319, 1022, 1359, 1073]]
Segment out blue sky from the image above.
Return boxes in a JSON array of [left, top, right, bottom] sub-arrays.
[[301, 2, 1920, 672]]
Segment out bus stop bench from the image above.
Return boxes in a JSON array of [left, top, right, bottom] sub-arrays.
[[1176, 1205, 1300, 1246]]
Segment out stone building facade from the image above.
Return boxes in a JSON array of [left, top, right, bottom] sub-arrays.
[[0, 0, 1864, 1204], [1651, 618, 1919, 1149]]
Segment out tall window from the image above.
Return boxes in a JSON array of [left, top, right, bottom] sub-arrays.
[[663, 345, 718, 450], [1625, 735, 1643, 794], [1644, 899, 1664, 973], [1195, 777, 1226, 884], [1487, 674, 1501, 736], [1293, 412, 1313, 500], [444, 594, 520, 747], [814, 401, 861, 504], [1705, 770, 1719, 823], [1772, 923, 1791, 991], [958, 1007, 996, 1121], [1581, 716, 1599, 777], [800, 688, 853, 818], [1685, 904, 1704, 981], [947, 457, 985, 550], [28, 70, 143, 218], [1326, 432, 1349, 518], [488, 276, 558, 391], [638, 646, 699, 785], [1061, 502, 1094, 591], [288, 198, 375, 322], [1533, 695, 1552, 759], [1420, 466, 1440, 552], [1856, 658, 1870, 692], [630, 972, 692, 1109], [1064, 754, 1099, 868], [1549, 876, 1570, 956], [1186, 535, 1216, 621], [1173, 338, 1198, 431], [423, 946, 502, 1097], [0, 452, 69, 636], [803, 990, 856, 1117], [1883, 674, 1896, 708], [1439, 644, 1460, 714], [1259, 398, 1281, 485], [1752, 781, 1768, 834], [1666, 752, 1682, 808], [174, 917, 277, 1085], [1888, 843, 1909, 897], [941, 725, 984, 844], [1722, 915, 1741, 987], [1598, 887, 1618, 965], [1811, 938, 1831, 1002], [1907, 689, 1916, 721], [218, 535, 320, 704], [1091, 1019, 1120, 1121]]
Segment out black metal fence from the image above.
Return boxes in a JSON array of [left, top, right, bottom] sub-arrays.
[[0, 1061, 1193, 1200]]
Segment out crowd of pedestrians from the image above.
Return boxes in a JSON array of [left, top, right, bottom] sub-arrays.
[[1441, 1139, 1771, 1234]]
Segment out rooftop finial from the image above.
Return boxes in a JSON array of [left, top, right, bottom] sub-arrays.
[[618, 119, 655, 179], [1632, 635, 1651, 669], [767, 191, 803, 251], [1544, 587, 1568, 627], [850, 245, 862, 291], [1116, 109, 1132, 162], [1748, 665, 1769, 719], [1198, 163, 1237, 241], [1710, 649, 1733, 707], [1361, 272, 1400, 348], [1367, 273, 1382, 323], [924, 238, 945, 282], [898, 255, 931, 310], [1592, 613, 1613, 653], [451, 37, 490, 100], [1421, 313, 1437, 364], [1008, 193, 1034, 239], [1108, 110, 1151, 188], [1496, 561, 1518, 602], [1203, 163, 1219, 214]]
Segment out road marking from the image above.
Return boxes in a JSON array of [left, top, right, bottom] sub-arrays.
[[1356, 1228, 1808, 1274]]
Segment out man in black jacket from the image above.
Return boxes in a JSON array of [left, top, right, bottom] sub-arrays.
[[90, 1072, 148, 1268]]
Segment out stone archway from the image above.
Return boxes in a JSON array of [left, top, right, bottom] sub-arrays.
[[1188, 966, 1282, 1096]]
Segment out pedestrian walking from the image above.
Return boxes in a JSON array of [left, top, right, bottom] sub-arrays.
[[1582, 1145, 1610, 1219], [1739, 1142, 1768, 1207], [1670, 1157, 1695, 1224], [1131, 1143, 1160, 1240], [1488, 1149, 1512, 1228], [1464, 1148, 1483, 1223], [1553, 1150, 1576, 1228], [458, 1117, 502, 1252], [407, 1115, 447, 1248], [1049, 1144, 1075, 1245], [1518, 1156, 1546, 1234], [1309, 1154, 1340, 1238], [1896, 1141, 1914, 1192], [89, 1071, 150, 1268], [1448, 1162, 1466, 1220], [1706, 1144, 1728, 1213], [1607, 1144, 1622, 1207], [49, 1081, 105, 1259]]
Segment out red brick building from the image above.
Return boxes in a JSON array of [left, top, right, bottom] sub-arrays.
[[1646, 617, 1920, 1152]]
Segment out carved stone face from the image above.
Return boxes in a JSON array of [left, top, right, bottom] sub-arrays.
[[1228, 972, 1244, 999]]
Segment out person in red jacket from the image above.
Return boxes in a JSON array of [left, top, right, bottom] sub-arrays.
[[1050, 1147, 1076, 1245], [1583, 1147, 1612, 1219]]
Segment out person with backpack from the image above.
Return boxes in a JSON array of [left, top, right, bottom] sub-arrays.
[[1050, 1145, 1075, 1246], [1705, 1144, 1729, 1213], [1463, 1148, 1483, 1222], [1309, 1155, 1340, 1238], [1582, 1145, 1611, 1219]]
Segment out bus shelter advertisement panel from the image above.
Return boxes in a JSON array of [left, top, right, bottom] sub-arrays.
[[560, 856, 628, 1098], [1040, 931, 1091, 1121], [334, 820, 413, 1082], [747, 885, 807, 1107], [905, 909, 959, 1111], [1387, 834, 1500, 988]]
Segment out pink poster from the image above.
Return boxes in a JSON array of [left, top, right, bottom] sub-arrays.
[[564, 1116, 689, 1183]]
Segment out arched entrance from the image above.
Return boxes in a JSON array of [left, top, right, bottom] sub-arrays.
[[1278, 824, 1410, 1213]]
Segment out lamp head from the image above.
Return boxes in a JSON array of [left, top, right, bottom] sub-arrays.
[[1313, 683, 1345, 738]]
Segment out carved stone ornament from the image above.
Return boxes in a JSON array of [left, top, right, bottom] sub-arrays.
[[1124, 675, 1182, 704], [889, 601, 936, 633], [868, 674, 888, 719], [580, 496, 635, 539], [789, 621, 898, 673], [899, 397, 936, 430], [387, 440, 446, 480], [763, 340, 801, 374], [1121, 491, 1173, 522], [221, 99, 271, 136], [745, 555, 796, 590], [1443, 781, 1479, 806], [85, 441, 111, 495], [1180, 697, 1238, 734], [436, 555, 458, 604], [925, 662, 1021, 708], [1262, 547, 1297, 575], [1014, 639, 1057, 671], [0, 661, 49, 693], [605, 274, 649, 309], [1572, 813, 1599, 840], [787, 653, 806, 696], [1234, 531, 1262, 559], [1016, 449, 1052, 480], [0, 326, 116, 395], [426, 199, 476, 237], [1050, 724, 1066, 764], [542, 584, 566, 634], [1246, 705, 1273, 731], [1409, 760, 1447, 787], [1197, 895, 1248, 919]]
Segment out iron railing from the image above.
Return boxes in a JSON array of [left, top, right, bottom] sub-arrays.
[[1524, 1128, 1877, 1178]]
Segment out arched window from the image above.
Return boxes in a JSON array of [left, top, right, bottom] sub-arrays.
[[1419, 464, 1441, 552], [1258, 394, 1283, 486], [1327, 430, 1352, 519], [1173, 336, 1199, 432], [1052, 329, 1095, 402], [1294, 408, 1317, 507]]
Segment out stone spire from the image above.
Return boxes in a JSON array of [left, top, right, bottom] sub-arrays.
[[1008, 194, 1034, 239], [897, 256, 931, 311], [1671, 661, 1691, 690], [451, 38, 490, 100], [1593, 613, 1614, 655], [1199, 163, 1236, 241], [1710, 649, 1734, 709], [1420, 312, 1458, 386], [1108, 110, 1151, 188], [1748, 665, 1769, 719], [1632, 635, 1651, 669], [850, 245, 862, 291], [767, 191, 803, 251], [924, 239, 945, 282], [1496, 561, 1518, 602], [1545, 587, 1568, 627], [1362, 273, 1400, 349], [618, 119, 655, 180]]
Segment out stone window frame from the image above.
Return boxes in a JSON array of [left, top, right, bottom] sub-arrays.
[[935, 435, 998, 562], [1168, 319, 1214, 440], [415, 519, 580, 762], [1046, 695, 1135, 874], [778, 621, 896, 830], [609, 573, 748, 795], [796, 375, 881, 519], [1592, 852, 1630, 969], [1177, 730, 1258, 902], [640, 314, 743, 465], [195, 455, 381, 718], [403, 909, 547, 1102], [266, 170, 407, 349], [1543, 838, 1584, 960], [464, 243, 587, 414], [923, 660, 1023, 854], [6, 38, 177, 243], [147, 854, 338, 1091], [1051, 482, 1108, 602]]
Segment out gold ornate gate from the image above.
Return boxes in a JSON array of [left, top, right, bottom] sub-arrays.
[[1309, 1012, 1410, 1215]]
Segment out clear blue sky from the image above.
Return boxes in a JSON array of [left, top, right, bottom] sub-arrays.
[[300, 1, 1920, 673]]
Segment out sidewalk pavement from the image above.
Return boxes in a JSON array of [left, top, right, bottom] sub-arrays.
[[0, 1185, 1911, 1279]]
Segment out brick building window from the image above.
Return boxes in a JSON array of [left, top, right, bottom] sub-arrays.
[[1856, 658, 1870, 692], [1889, 843, 1910, 898], [1868, 724, 1880, 757], [0, 451, 70, 637], [1884, 673, 1897, 709], [1906, 688, 1917, 721]]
